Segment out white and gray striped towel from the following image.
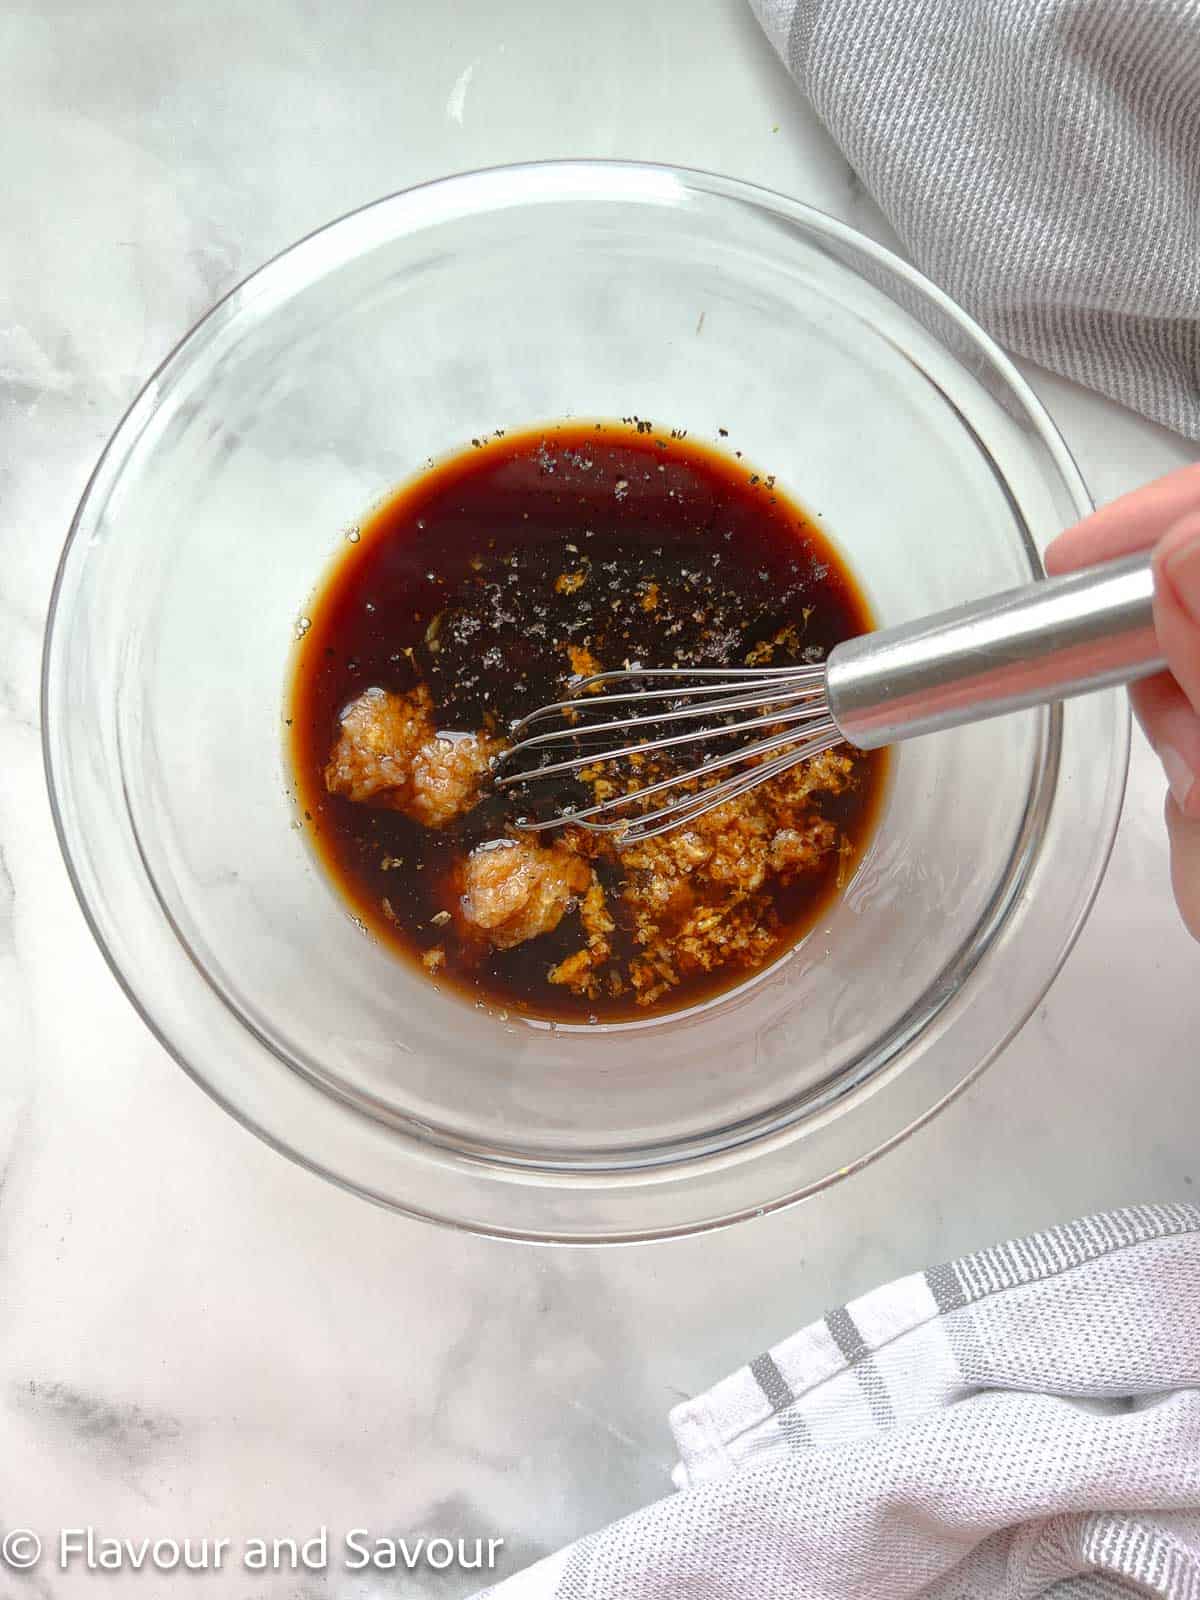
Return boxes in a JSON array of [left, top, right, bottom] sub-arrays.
[[749, 0, 1200, 439], [479, 1204, 1200, 1598]]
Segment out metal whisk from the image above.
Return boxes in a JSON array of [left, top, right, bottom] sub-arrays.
[[496, 551, 1163, 844]]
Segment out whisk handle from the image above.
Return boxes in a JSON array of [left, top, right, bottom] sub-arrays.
[[825, 550, 1164, 751]]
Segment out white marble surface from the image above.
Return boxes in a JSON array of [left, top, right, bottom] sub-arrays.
[[2, 1, 1198, 1595]]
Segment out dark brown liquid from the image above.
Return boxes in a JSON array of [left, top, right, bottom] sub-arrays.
[[288, 421, 886, 1023]]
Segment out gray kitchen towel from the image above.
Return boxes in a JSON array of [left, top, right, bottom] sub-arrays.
[[749, 0, 1200, 439], [478, 1204, 1200, 1598]]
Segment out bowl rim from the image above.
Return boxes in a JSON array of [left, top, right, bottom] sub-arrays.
[[41, 158, 1126, 1243]]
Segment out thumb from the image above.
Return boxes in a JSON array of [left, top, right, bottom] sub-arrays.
[[1166, 794, 1200, 943]]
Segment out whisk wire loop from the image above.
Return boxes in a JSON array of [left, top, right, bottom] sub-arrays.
[[497, 662, 841, 845]]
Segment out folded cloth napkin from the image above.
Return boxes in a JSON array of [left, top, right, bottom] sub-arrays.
[[749, 0, 1200, 439], [479, 1204, 1200, 1599]]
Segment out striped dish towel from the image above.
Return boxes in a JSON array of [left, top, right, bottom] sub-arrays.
[[748, 0, 1200, 439], [479, 1205, 1200, 1598]]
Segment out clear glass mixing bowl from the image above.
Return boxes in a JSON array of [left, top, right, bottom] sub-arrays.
[[43, 162, 1124, 1242]]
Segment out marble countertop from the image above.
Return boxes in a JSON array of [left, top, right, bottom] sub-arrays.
[[2, 1, 1197, 1594]]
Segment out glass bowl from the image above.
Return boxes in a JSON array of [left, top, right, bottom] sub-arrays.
[[43, 161, 1124, 1243]]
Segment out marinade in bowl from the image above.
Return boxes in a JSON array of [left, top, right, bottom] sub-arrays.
[[289, 421, 888, 1025]]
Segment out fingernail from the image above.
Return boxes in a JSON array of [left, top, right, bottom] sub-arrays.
[[1163, 531, 1200, 625], [1161, 745, 1196, 812]]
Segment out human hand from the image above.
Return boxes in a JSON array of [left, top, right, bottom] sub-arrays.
[[1046, 465, 1200, 941]]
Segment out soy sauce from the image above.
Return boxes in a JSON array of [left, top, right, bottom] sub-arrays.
[[288, 421, 887, 1023]]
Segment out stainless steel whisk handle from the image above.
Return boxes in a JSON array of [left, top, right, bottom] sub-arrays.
[[826, 551, 1165, 752]]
